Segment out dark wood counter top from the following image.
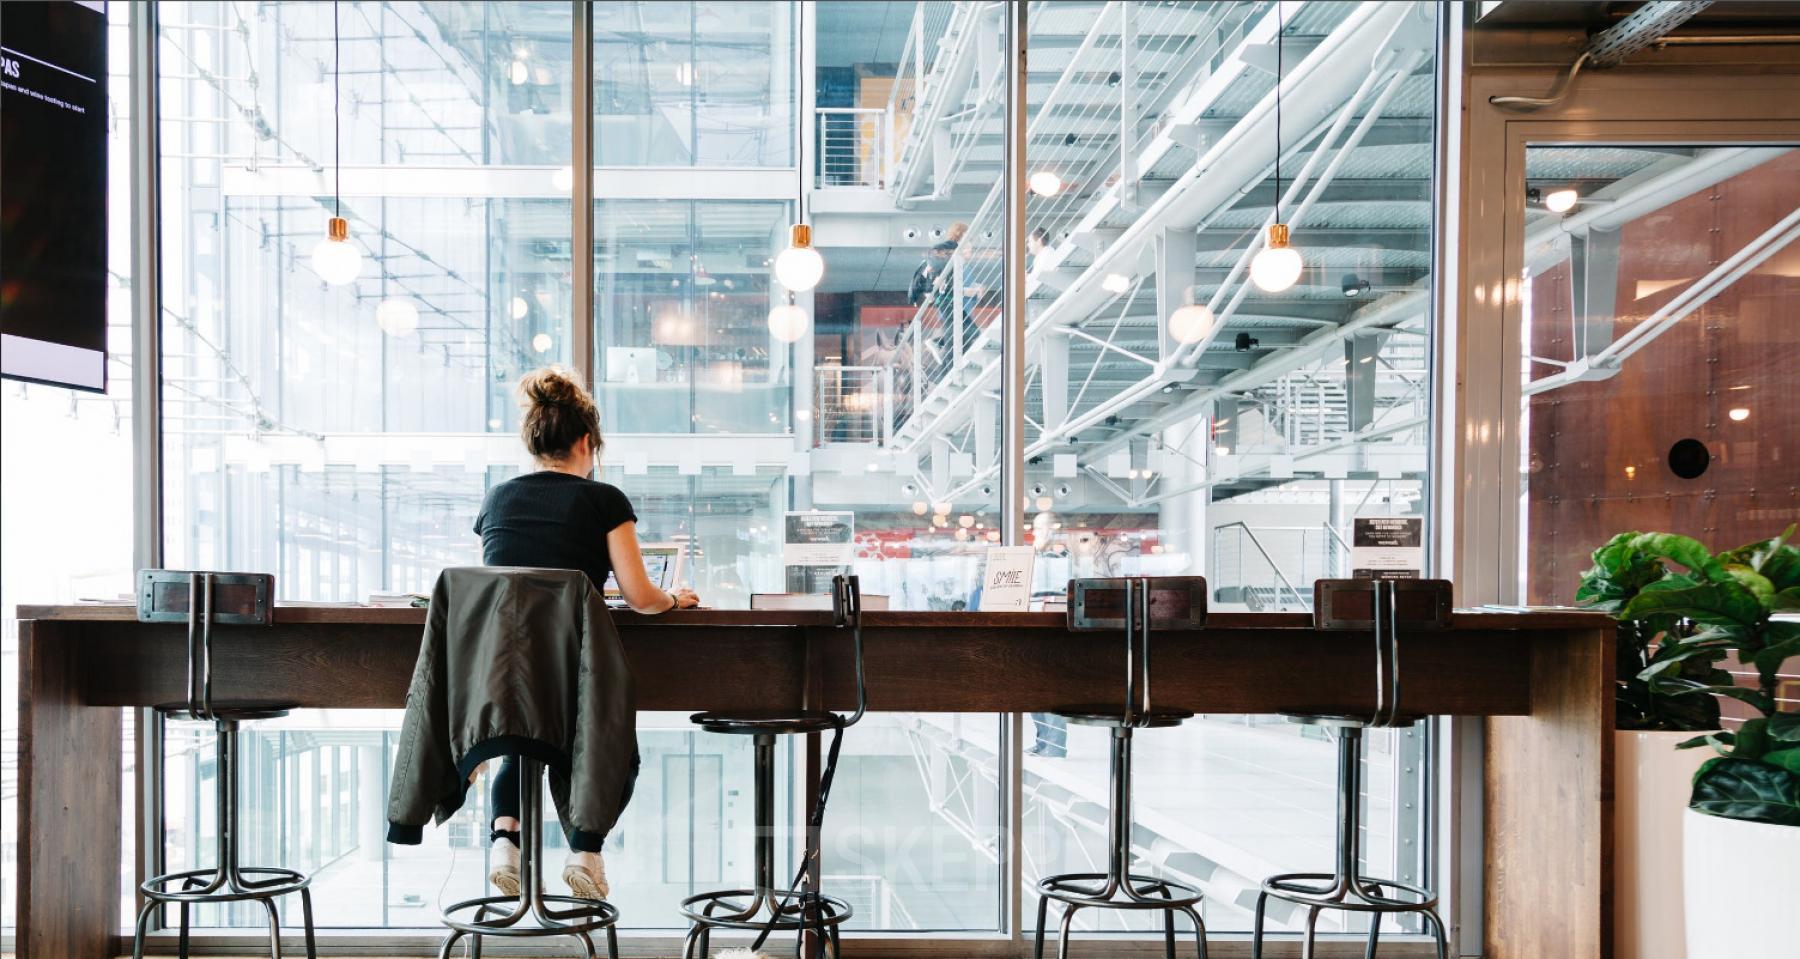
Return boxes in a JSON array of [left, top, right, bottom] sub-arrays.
[[16, 601, 1612, 632], [16, 602, 1614, 959]]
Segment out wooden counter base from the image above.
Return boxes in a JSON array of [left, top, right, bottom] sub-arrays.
[[16, 606, 1614, 958]]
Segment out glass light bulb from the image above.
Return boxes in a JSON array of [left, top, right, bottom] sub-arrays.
[[1168, 303, 1215, 345], [531, 332, 553, 353], [773, 244, 825, 292], [1101, 272, 1132, 294], [1545, 188, 1578, 213], [509, 60, 529, 85], [767, 303, 809, 343], [310, 235, 363, 286], [375, 297, 419, 337], [1249, 244, 1303, 292], [1029, 170, 1062, 197], [912, 501, 928, 515], [510, 296, 529, 320]]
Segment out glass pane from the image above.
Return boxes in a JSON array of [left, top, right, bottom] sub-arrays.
[[587, 0, 1009, 933], [593, 1, 794, 167], [1019, 0, 1438, 936], [154, 0, 574, 931], [0, 3, 138, 931], [1516, 144, 1800, 717]]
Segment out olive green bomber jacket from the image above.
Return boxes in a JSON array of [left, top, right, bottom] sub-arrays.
[[386, 567, 636, 848]]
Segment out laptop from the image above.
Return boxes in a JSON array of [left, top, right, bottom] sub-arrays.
[[603, 544, 683, 603]]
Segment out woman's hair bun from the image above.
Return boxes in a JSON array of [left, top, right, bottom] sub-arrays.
[[516, 367, 603, 460], [520, 366, 583, 408]]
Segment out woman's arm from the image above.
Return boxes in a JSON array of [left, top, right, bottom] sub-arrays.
[[606, 521, 699, 613]]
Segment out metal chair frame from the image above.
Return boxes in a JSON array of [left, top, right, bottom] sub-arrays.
[[679, 575, 866, 959], [1251, 578, 1451, 959], [435, 758, 621, 959], [1035, 577, 1209, 959], [131, 572, 316, 959]]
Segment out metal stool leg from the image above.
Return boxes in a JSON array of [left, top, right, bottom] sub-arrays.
[[1300, 904, 1322, 959], [437, 929, 467, 959], [1250, 888, 1269, 959], [132, 898, 157, 959], [299, 885, 318, 959], [1033, 891, 1051, 959], [258, 896, 284, 959], [1423, 908, 1450, 959], [1055, 903, 1081, 959], [1365, 911, 1381, 959]]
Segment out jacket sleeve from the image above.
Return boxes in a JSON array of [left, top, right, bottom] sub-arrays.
[[568, 583, 639, 841], [386, 575, 458, 844]]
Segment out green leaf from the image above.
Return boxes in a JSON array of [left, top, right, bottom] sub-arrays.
[[1767, 713, 1800, 745], [1773, 587, 1800, 612], [1759, 546, 1800, 592], [1733, 719, 1771, 761], [1623, 581, 1764, 627], [1762, 748, 1800, 776], [1628, 532, 1732, 583], [1723, 565, 1775, 608], [1752, 635, 1800, 684], [1677, 733, 1716, 750], [1690, 757, 1800, 826]]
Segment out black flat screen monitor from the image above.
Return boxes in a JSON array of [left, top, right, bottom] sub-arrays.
[[0, 1, 109, 393]]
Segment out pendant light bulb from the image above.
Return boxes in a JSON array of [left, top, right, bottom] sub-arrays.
[[1168, 302, 1215, 345], [774, 224, 824, 292], [311, 216, 363, 286], [768, 302, 809, 343], [375, 297, 419, 337], [1249, 224, 1302, 293]]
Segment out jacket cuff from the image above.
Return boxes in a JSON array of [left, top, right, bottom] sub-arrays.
[[387, 822, 424, 845]]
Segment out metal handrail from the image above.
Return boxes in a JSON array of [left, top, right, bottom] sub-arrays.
[[1213, 521, 1310, 610]]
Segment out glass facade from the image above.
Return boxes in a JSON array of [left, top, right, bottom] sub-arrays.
[[2, 0, 1466, 946]]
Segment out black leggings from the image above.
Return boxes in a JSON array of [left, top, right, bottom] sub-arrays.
[[489, 752, 640, 854]]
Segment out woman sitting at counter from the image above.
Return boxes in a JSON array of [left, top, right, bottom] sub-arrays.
[[474, 366, 700, 900]]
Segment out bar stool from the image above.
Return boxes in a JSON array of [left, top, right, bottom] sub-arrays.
[[435, 757, 621, 959], [679, 575, 866, 959], [130, 571, 316, 959], [1034, 577, 1209, 959], [1251, 578, 1453, 959]]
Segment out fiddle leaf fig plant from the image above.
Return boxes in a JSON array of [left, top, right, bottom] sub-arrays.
[[1589, 527, 1800, 827], [1578, 532, 1728, 732]]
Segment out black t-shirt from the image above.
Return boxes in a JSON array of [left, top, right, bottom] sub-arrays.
[[474, 472, 637, 591]]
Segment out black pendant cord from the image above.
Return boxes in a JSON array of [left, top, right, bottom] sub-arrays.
[[333, 0, 341, 219], [1273, 2, 1282, 224]]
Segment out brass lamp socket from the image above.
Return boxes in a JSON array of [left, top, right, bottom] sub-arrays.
[[789, 223, 813, 249], [1267, 223, 1291, 249], [327, 216, 349, 242]]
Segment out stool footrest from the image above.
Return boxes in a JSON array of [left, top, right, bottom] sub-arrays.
[[679, 888, 854, 931], [1037, 871, 1204, 909], [1259, 871, 1439, 913], [141, 866, 310, 904], [440, 893, 620, 937]]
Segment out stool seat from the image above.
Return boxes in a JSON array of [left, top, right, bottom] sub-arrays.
[[690, 709, 845, 735], [1280, 711, 1419, 730], [1052, 704, 1193, 728], [154, 700, 296, 722]]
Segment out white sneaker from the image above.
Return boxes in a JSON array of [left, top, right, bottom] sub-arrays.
[[488, 832, 520, 897], [563, 850, 610, 900]]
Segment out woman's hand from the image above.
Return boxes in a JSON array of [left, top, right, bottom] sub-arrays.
[[669, 587, 700, 610]]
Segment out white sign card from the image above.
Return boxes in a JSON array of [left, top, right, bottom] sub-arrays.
[[1350, 516, 1424, 579], [782, 511, 855, 567], [979, 546, 1036, 612]]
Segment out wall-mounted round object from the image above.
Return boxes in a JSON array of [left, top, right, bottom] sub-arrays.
[[1668, 438, 1710, 479]]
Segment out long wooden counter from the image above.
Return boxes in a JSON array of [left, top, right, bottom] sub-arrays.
[[16, 604, 1615, 958]]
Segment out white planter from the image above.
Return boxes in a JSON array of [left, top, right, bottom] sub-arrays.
[[1615, 731, 1713, 959], [1683, 807, 1800, 958]]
